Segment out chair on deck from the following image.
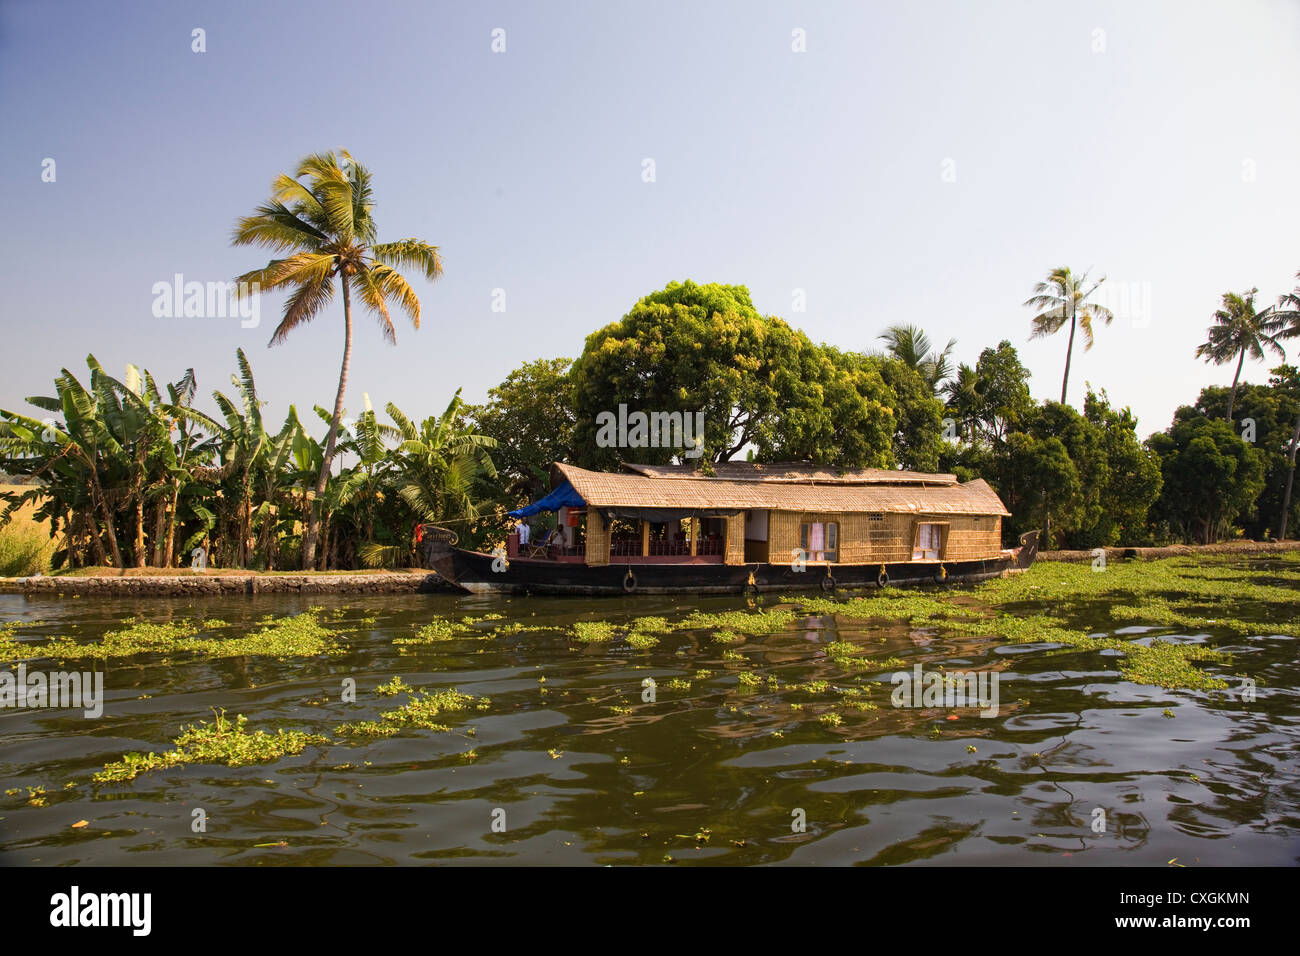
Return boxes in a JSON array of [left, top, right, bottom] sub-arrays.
[[526, 528, 560, 559]]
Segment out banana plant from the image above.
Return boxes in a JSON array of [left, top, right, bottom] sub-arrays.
[[1, 360, 135, 566], [379, 391, 499, 556]]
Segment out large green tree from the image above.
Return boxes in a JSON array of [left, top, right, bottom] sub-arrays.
[[750, 344, 896, 469], [873, 355, 944, 471], [1182, 368, 1300, 539], [1080, 389, 1163, 546], [232, 150, 444, 569], [571, 281, 825, 466], [1000, 432, 1080, 548], [570, 281, 942, 471], [943, 340, 1034, 451], [466, 358, 576, 500], [1148, 417, 1265, 544]]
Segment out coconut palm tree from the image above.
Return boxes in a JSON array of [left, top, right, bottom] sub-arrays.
[[1025, 267, 1113, 406], [1272, 273, 1300, 538], [942, 363, 984, 444], [877, 325, 956, 394], [1195, 288, 1288, 424], [232, 150, 444, 569]]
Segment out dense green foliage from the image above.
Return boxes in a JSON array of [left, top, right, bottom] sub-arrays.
[[6, 266, 1300, 564], [1148, 417, 1266, 544], [569, 280, 942, 471], [1175, 369, 1300, 539], [0, 353, 499, 570], [464, 358, 576, 501]]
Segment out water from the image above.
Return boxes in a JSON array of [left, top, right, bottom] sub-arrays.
[[1, 577, 1298, 866]]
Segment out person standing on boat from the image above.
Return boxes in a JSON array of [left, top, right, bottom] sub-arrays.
[[558, 507, 575, 549]]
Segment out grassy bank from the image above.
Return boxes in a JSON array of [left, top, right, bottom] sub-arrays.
[[0, 485, 56, 577]]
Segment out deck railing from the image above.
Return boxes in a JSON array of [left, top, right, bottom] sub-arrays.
[[610, 536, 723, 557]]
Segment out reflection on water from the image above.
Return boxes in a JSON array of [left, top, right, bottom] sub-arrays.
[[1, 581, 1297, 866]]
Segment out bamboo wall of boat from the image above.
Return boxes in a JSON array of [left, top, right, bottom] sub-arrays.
[[586, 510, 610, 565], [766, 511, 1002, 564], [724, 513, 746, 565], [584, 508, 1003, 567]]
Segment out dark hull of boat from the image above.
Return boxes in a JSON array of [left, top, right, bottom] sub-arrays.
[[431, 532, 1037, 596]]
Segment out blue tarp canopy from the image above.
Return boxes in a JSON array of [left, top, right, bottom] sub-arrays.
[[507, 481, 586, 519]]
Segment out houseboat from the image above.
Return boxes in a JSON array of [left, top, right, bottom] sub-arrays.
[[426, 461, 1038, 595]]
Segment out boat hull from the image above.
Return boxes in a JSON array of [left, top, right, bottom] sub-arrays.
[[431, 538, 1035, 596]]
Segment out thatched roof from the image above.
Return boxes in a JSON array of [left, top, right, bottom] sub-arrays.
[[553, 463, 1010, 516], [621, 461, 958, 485]]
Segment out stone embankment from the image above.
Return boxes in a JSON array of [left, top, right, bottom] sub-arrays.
[[0, 571, 447, 597]]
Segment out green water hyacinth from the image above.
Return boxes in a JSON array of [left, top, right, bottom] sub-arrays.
[[775, 556, 1284, 689], [94, 711, 329, 783], [4, 612, 342, 665], [394, 618, 469, 645], [336, 687, 484, 737], [572, 621, 617, 643]]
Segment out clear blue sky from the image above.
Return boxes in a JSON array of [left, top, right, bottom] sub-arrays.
[[3, 0, 1298, 440]]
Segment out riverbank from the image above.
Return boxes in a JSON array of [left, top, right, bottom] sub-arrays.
[[0, 568, 446, 597], [4, 538, 1299, 596], [1039, 539, 1300, 563]]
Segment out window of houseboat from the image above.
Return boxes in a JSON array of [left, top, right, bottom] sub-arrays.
[[799, 521, 838, 562], [912, 522, 945, 560]]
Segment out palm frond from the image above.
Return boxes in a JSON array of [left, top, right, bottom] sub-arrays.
[[231, 201, 327, 252], [268, 274, 336, 346], [372, 238, 444, 283]]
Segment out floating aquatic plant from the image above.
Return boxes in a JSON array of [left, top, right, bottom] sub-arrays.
[[394, 619, 468, 645], [573, 621, 617, 644], [94, 711, 329, 783], [28, 613, 339, 663], [336, 687, 482, 738], [375, 676, 411, 696], [491, 621, 559, 636], [679, 609, 796, 635], [0, 621, 35, 664], [628, 616, 670, 634]]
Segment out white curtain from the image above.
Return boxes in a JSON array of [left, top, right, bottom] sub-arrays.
[[914, 524, 941, 560]]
